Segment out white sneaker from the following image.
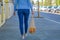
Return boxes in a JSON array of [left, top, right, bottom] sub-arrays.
[[22, 35, 25, 39], [25, 33, 27, 37]]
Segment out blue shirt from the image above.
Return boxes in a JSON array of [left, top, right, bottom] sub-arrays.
[[14, 0, 32, 11]]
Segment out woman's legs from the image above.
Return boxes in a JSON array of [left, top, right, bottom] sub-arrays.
[[17, 9, 30, 36]]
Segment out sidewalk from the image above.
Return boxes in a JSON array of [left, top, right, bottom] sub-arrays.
[[0, 13, 60, 40]]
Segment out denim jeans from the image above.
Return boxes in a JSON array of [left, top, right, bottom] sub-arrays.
[[17, 9, 30, 35]]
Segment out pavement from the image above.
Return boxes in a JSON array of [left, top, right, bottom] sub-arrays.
[[0, 12, 60, 40]]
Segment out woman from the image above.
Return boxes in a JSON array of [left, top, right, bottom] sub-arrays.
[[14, 0, 34, 39]]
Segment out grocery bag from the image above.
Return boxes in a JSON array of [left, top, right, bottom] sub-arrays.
[[29, 14, 36, 34]]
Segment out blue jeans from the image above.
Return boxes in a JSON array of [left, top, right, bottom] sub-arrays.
[[17, 9, 30, 35]]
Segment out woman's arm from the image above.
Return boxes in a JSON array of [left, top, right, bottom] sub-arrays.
[[28, 0, 33, 11], [28, 0, 34, 15], [14, 0, 18, 11], [13, 0, 18, 16]]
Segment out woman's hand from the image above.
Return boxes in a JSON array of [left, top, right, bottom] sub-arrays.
[[14, 11, 16, 16], [31, 10, 34, 18], [32, 10, 34, 15]]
